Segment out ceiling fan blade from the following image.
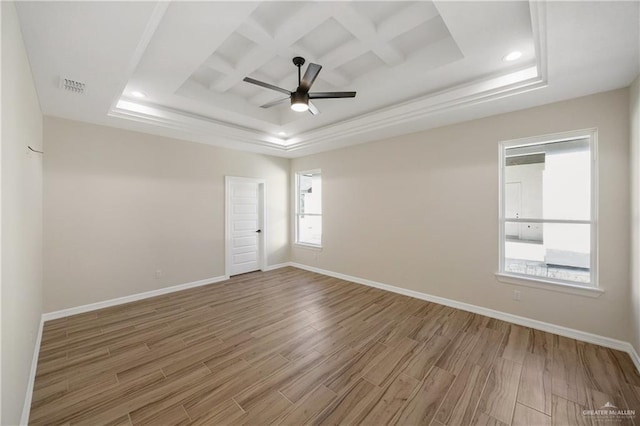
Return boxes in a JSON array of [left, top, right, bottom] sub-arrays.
[[308, 101, 320, 115], [309, 91, 356, 99], [299, 63, 322, 92], [243, 77, 290, 96], [260, 97, 290, 108]]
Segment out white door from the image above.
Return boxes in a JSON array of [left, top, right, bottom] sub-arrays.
[[226, 178, 264, 276], [505, 182, 522, 239]]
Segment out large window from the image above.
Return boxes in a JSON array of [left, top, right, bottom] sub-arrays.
[[499, 129, 598, 288], [295, 170, 322, 247]]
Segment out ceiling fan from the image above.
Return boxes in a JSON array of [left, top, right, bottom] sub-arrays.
[[243, 56, 356, 114]]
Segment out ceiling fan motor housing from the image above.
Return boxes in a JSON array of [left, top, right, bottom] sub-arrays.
[[291, 90, 308, 107], [243, 56, 356, 114]]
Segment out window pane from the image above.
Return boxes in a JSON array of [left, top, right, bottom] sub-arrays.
[[504, 221, 591, 284], [505, 138, 590, 220], [299, 173, 322, 215], [298, 214, 321, 245]]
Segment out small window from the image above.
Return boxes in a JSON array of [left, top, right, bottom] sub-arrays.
[[295, 170, 322, 247], [499, 129, 598, 288]]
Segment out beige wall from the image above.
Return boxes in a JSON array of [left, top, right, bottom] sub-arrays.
[[292, 88, 631, 342], [43, 117, 289, 312], [631, 75, 640, 353], [1, 1, 44, 424]]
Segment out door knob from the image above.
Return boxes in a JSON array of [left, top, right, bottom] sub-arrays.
[[256, 230, 262, 233]]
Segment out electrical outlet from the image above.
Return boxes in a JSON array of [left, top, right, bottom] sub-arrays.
[[513, 290, 521, 301], [155, 269, 163, 279]]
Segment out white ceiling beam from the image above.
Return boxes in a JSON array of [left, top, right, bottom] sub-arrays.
[[236, 16, 273, 46], [205, 55, 234, 75], [132, 2, 260, 95], [319, 39, 367, 70], [214, 4, 333, 93], [378, 2, 440, 41], [273, 3, 346, 45], [274, 45, 351, 87], [333, 6, 405, 67], [221, 2, 352, 96], [212, 44, 277, 92]]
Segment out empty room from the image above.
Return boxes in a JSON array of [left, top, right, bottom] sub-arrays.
[[2, 0, 640, 425]]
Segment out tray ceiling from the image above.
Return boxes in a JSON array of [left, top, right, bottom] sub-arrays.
[[15, 1, 640, 157]]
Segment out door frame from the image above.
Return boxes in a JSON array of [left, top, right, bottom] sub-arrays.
[[225, 176, 267, 279]]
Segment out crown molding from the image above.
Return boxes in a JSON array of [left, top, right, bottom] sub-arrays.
[[108, 1, 548, 157], [109, 100, 288, 151]]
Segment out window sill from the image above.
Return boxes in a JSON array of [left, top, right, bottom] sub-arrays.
[[495, 272, 604, 298], [294, 242, 323, 251]]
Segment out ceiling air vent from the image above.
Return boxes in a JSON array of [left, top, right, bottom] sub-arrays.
[[60, 78, 85, 94]]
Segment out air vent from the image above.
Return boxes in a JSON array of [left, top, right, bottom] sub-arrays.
[[60, 78, 85, 94]]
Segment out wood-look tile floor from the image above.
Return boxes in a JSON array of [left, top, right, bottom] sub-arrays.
[[30, 267, 640, 426]]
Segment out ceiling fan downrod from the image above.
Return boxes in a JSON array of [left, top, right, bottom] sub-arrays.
[[293, 56, 305, 86]]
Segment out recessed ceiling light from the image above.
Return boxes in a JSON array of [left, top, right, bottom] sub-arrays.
[[503, 51, 522, 62], [278, 131, 286, 136], [131, 91, 146, 98]]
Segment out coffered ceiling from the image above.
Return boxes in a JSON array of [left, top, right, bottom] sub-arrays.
[[15, 1, 640, 157]]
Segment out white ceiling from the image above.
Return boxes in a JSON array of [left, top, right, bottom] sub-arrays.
[[15, 1, 640, 158]]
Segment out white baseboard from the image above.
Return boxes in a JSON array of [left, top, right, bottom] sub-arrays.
[[42, 275, 226, 321], [20, 316, 44, 425], [627, 343, 640, 375], [289, 262, 638, 358], [42, 264, 295, 321], [262, 262, 292, 272]]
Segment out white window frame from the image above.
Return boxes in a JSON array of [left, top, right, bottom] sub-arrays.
[[295, 169, 322, 248], [496, 128, 602, 297]]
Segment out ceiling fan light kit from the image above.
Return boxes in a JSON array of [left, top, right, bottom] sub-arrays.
[[290, 90, 309, 112], [243, 56, 357, 115]]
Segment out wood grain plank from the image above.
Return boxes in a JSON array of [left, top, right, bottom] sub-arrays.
[[363, 337, 420, 387], [434, 329, 481, 375], [393, 366, 455, 426], [403, 335, 451, 381], [498, 324, 531, 364], [552, 335, 590, 407], [274, 385, 336, 425], [518, 352, 552, 415], [513, 402, 552, 426], [585, 387, 634, 426], [476, 357, 523, 424], [311, 378, 378, 425], [281, 346, 357, 403], [234, 350, 324, 411], [552, 395, 590, 426], [358, 373, 419, 425], [229, 391, 292, 425], [619, 382, 640, 415], [580, 343, 626, 399], [189, 399, 245, 426], [435, 361, 488, 426], [323, 342, 388, 395], [471, 411, 509, 426], [183, 354, 289, 420], [608, 349, 640, 387], [130, 405, 190, 426], [28, 268, 639, 425]]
